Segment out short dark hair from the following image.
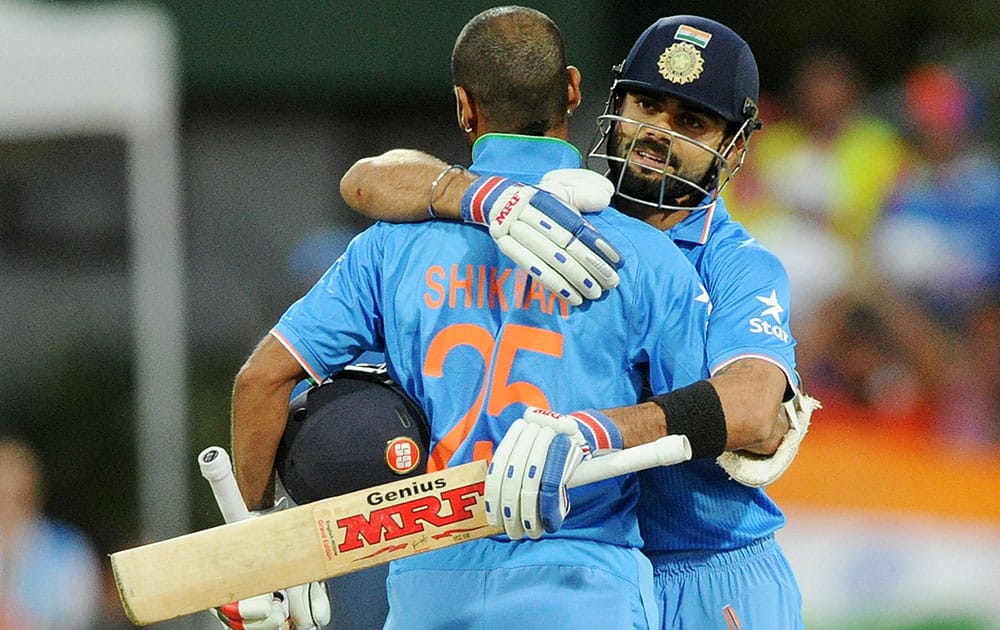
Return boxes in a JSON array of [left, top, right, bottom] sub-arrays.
[[452, 6, 568, 136]]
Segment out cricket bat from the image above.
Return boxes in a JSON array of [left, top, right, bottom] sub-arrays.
[[111, 435, 691, 625]]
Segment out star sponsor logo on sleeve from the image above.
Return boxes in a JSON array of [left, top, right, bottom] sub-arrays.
[[755, 289, 784, 324], [749, 289, 789, 343]]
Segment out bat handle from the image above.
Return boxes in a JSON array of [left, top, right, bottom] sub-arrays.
[[567, 435, 692, 488], [199, 446, 252, 523]]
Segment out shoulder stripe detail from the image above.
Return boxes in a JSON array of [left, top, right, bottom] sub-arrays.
[[268, 329, 323, 385]]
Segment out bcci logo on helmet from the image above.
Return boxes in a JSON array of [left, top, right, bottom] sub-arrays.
[[657, 42, 704, 85]]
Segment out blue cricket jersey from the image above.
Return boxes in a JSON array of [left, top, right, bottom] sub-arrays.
[[638, 196, 800, 553], [272, 134, 708, 549]]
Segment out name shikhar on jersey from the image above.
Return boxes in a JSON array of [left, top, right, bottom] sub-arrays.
[[423, 263, 570, 320]]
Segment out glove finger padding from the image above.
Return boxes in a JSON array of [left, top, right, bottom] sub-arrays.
[[508, 205, 619, 297], [524, 191, 622, 279], [486, 407, 616, 540], [497, 421, 543, 540], [716, 392, 821, 487], [484, 419, 527, 531], [216, 591, 290, 630], [535, 432, 584, 535], [518, 423, 568, 539], [536, 168, 615, 212], [518, 409, 593, 537], [563, 221, 622, 289], [287, 582, 331, 629], [497, 229, 587, 305]]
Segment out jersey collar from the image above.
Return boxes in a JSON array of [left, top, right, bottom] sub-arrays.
[[666, 195, 731, 246], [469, 133, 583, 183]]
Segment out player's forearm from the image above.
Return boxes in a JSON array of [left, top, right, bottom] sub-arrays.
[[601, 402, 668, 449], [340, 149, 473, 222], [230, 337, 304, 510], [231, 378, 289, 510], [709, 358, 788, 454], [604, 358, 787, 455]]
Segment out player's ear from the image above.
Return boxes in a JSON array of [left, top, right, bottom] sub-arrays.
[[566, 66, 582, 114], [454, 86, 475, 134]]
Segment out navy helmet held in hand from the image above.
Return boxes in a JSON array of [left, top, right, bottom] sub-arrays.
[[275, 364, 430, 505]]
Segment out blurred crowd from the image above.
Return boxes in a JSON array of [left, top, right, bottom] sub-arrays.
[[0, 435, 135, 630], [726, 48, 1000, 451]]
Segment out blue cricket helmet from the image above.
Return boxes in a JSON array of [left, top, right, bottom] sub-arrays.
[[588, 15, 761, 213], [614, 15, 760, 128], [275, 364, 430, 505]]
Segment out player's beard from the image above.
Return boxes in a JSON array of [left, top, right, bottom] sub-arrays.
[[609, 129, 710, 208]]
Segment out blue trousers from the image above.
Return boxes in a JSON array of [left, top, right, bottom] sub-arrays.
[[648, 535, 803, 630], [384, 537, 658, 630]]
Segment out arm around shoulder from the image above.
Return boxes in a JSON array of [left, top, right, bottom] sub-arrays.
[[340, 149, 472, 222]]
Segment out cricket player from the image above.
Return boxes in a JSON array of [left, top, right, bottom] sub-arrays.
[[228, 7, 709, 629], [339, 14, 813, 629]]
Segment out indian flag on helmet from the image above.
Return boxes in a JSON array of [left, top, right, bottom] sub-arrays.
[[674, 24, 712, 48]]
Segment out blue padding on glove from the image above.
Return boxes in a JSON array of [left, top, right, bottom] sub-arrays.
[[529, 193, 624, 271], [538, 433, 574, 533]]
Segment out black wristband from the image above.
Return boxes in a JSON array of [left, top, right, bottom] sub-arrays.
[[649, 380, 727, 459]]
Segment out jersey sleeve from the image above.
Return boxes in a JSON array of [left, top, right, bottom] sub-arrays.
[[703, 240, 799, 390], [270, 228, 386, 384]]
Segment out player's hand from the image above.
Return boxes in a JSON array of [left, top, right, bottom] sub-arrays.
[[483, 407, 622, 540], [717, 391, 821, 487], [460, 172, 623, 306], [287, 581, 332, 629], [536, 168, 615, 213], [214, 591, 291, 630]]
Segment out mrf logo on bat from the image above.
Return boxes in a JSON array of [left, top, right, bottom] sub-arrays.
[[313, 470, 491, 564]]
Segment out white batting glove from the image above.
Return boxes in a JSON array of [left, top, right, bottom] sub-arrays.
[[287, 582, 332, 629], [460, 172, 622, 306], [213, 493, 331, 630], [484, 407, 622, 540], [536, 168, 615, 213], [212, 579, 330, 629], [214, 591, 291, 630]]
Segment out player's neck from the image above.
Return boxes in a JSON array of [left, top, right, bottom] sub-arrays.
[[646, 209, 689, 231], [615, 196, 689, 230]]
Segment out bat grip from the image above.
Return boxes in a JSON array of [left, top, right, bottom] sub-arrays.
[[199, 446, 253, 523], [566, 435, 692, 488]]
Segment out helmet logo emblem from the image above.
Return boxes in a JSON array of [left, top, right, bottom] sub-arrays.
[[657, 42, 704, 85], [385, 436, 421, 475]]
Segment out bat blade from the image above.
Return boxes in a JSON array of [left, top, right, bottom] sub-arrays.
[[112, 460, 496, 625], [110, 435, 690, 625]]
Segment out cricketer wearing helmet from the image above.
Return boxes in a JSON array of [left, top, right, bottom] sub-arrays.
[[338, 14, 815, 629], [590, 16, 760, 214], [587, 16, 810, 629], [232, 7, 710, 629]]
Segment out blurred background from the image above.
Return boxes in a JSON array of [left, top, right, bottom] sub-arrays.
[[0, 0, 998, 628]]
